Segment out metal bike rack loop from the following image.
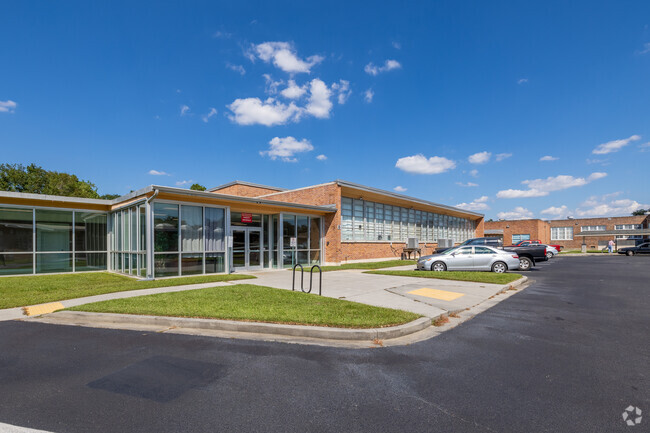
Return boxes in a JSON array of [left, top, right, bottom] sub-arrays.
[[292, 264, 322, 296]]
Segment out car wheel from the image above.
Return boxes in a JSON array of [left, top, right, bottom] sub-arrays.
[[431, 261, 446, 272], [491, 261, 507, 273], [519, 257, 532, 271], [546, 252, 553, 260], [626, 251, 634, 256]]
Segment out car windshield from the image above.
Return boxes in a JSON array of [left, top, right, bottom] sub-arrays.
[[441, 246, 461, 255]]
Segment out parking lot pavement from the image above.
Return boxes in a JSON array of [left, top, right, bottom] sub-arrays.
[[0, 255, 647, 433]]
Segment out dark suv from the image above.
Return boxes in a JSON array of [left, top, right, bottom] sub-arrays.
[[460, 237, 504, 248]]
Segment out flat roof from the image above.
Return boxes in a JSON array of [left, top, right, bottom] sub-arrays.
[[576, 229, 650, 236]]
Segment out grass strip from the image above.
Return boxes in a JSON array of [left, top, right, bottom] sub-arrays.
[[0, 272, 254, 309], [317, 260, 416, 272], [68, 284, 420, 329], [364, 270, 522, 284]]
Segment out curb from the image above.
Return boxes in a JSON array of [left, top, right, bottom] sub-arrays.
[[26, 311, 432, 342]]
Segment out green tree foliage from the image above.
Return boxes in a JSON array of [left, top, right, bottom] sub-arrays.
[[632, 208, 648, 216], [190, 183, 207, 191], [0, 163, 118, 199]]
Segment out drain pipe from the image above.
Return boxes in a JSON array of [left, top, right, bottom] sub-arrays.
[[140, 188, 159, 281]]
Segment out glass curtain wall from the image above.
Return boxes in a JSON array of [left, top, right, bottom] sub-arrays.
[[0, 207, 107, 275], [111, 204, 146, 277], [340, 197, 475, 244], [153, 202, 226, 278], [281, 214, 321, 268]]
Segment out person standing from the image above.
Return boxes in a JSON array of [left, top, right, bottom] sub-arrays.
[[608, 239, 615, 253]]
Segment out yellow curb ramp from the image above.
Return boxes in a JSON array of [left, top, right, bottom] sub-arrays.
[[22, 302, 65, 317]]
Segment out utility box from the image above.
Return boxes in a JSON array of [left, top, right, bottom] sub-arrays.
[[437, 238, 454, 248], [406, 237, 419, 249]]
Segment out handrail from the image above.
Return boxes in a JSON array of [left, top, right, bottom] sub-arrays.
[[292, 264, 304, 292], [310, 265, 322, 296]]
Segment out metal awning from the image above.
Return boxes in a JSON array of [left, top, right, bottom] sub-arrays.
[[576, 229, 650, 236]]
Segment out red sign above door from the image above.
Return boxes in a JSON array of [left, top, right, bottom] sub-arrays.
[[241, 213, 253, 223]]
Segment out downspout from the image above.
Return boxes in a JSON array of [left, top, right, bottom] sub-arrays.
[[142, 188, 159, 280]]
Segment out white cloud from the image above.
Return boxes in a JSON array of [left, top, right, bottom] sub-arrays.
[[539, 155, 559, 161], [592, 134, 641, 155], [586, 158, 609, 165], [456, 182, 479, 187], [395, 154, 456, 175], [316, 154, 327, 161], [331, 80, 351, 104], [393, 186, 407, 192], [226, 63, 246, 75], [0, 100, 17, 113], [365, 59, 402, 76], [468, 151, 491, 164], [496, 172, 608, 199], [263, 74, 284, 95], [180, 105, 190, 116], [495, 153, 512, 162], [175, 180, 193, 187], [260, 136, 314, 162], [148, 170, 170, 176], [227, 97, 301, 126], [280, 80, 307, 99], [254, 42, 323, 74], [392, 41, 401, 50], [456, 196, 490, 211], [469, 169, 479, 177], [517, 78, 528, 85], [305, 79, 332, 119], [364, 89, 374, 103], [201, 108, 218, 123], [573, 194, 650, 218], [637, 42, 650, 55], [540, 205, 569, 218], [639, 142, 650, 152], [497, 207, 534, 220]]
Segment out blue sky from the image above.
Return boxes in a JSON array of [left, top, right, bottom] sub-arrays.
[[1, 0, 649, 219]]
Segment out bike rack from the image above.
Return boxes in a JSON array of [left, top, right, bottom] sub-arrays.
[[292, 264, 322, 296]]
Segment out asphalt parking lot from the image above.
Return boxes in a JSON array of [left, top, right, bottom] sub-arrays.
[[0, 255, 648, 433]]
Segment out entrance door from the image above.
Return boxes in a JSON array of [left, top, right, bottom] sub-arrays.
[[231, 228, 263, 271]]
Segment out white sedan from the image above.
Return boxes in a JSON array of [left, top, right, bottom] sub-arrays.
[[417, 245, 521, 273]]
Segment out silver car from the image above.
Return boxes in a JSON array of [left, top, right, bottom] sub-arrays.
[[417, 245, 520, 273]]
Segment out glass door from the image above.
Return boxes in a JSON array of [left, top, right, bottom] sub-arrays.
[[232, 229, 246, 269], [247, 229, 262, 270], [231, 228, 263, 271]]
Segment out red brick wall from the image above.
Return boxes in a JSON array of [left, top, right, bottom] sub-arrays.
[[549, 215, 649, 250], [339, 242, 439, 262], [211, 184, 281, 197], [484, 219, 550, 245]]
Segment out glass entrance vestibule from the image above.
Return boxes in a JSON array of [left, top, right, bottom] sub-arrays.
[[109, 201, 324, 278]]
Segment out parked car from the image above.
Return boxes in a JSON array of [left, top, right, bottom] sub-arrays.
[[417, 245, 520, 273], [512, 240, 563, 252], [617, 242, 650, 256], [503, 245, 547, 270], [436, 237, 502, 254]]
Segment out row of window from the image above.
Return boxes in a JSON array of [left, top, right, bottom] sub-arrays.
[[580, 224, 644, 231], [0, 207, 107, 275], [341, 197, 475, 243], [551, 227, 574, 241]]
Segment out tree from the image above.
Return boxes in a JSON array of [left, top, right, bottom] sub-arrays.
[[190, 183, 207, 191], [0, 163, 119, 199], [100, 193, 121, 200], [632, 208, 648, 216]]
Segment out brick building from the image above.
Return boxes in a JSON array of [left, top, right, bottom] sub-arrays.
[[485, 215, 650, 250]]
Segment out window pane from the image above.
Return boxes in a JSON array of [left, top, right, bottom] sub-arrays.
[[75, 253, 107, 271], [130, 208, 137, 252], [123, 210, 130, 251], [181, 205, 203, 252], [154, 203, 179, 252], [205, 207, 225, 252], [341, 197, 353, 241], [36, 210, 72, 252], [231, 212, 261, 227], [310, 250, 320, 265], [75, 212, 107, 252], [353, 200, 364, 241], [0, 253, 33, 275], [0, 208, 33, 252], [154, 253, 179, 277], [283, 215, 296, 248], [36, 253, 72, 273], [181, 253, 203, 275], [297, 216, 309, 249], [206, 252, 225, 273], [139, 206, 146, 251], [310, 218, 320, 250]]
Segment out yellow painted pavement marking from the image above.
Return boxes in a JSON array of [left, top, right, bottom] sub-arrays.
[[408, 288, 465, 301], [22, 302, 65, 316]]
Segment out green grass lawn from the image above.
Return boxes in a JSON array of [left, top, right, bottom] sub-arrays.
[[317, 260, 416, 272], [365, 270, 522, 284], [0, 272, 255, 309], [68, 284, 420, 328]]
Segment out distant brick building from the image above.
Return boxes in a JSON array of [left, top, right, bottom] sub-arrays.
[[485, 215, 650, 250]]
